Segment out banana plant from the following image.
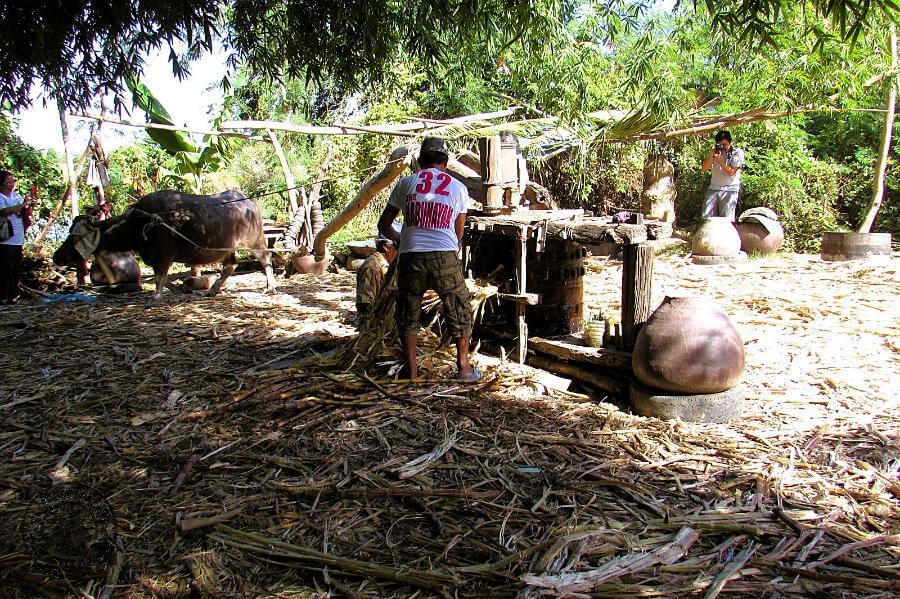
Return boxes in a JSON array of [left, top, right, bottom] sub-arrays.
[[126, 76, 232, 193]]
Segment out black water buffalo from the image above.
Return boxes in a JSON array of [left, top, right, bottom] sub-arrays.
[[54, 190, 276, 297]]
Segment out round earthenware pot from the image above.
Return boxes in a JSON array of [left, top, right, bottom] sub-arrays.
[[691, 217, 741, 257], [736, 220, 784, 255], [292, 254, 330, 275], [820, 232, 891, 262], [183, 275, 216, 291], [632, 296, 745, 394]]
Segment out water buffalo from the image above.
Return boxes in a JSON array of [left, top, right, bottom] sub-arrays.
[[54, 190, 276, 297]]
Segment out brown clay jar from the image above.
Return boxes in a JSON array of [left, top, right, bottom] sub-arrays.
[[736, 220, 784, 254], [632, 296, 745, 394]]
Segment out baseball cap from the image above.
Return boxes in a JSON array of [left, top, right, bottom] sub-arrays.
[[420, 137, 449, 155]]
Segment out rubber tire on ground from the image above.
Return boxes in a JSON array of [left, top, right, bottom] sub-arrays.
[[629, 379, 744, 423], [820, 232, 891, 262], [691, 251, 747, 265]]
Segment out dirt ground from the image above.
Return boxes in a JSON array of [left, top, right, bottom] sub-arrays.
[[0, 252, 897, 597]]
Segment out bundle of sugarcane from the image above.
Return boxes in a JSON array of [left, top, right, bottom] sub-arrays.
[[333, 265, 498, 370]]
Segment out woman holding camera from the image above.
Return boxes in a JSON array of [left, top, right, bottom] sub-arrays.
[[701, 130, 745, 221], [0, 170, 31, 304]]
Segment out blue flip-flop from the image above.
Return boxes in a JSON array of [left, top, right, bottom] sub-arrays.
[[455, 366, 482, 381]]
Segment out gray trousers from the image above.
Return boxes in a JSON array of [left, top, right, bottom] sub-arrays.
[[703, 189, 740, 221]]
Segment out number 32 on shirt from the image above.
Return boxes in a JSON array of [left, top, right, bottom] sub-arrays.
[[415, 170, 452, 196], [406, 171, 454, 229]]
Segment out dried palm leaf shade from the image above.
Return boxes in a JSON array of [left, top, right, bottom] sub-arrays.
[[0, 255, 897, 597]]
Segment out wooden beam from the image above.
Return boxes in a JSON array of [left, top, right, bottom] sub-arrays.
[[526, 354, 628, 397], [546, 219, 647, 245], [513, 230, 528, 364], [478, 135, 505, 212], [529, 337, 632, 370], [312, 145, 414, 259]]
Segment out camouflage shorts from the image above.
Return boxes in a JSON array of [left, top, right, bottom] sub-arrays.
[[396, 251, 473, 339]]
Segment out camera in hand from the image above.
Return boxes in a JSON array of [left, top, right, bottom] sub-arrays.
[[714, 143, 724, 154]]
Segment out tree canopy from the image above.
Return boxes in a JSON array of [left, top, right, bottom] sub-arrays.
[[0, 0, 896, 113]]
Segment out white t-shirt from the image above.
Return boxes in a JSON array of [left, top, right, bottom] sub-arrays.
[[0, 191, 25, 246], [388, 168, 468, 254]]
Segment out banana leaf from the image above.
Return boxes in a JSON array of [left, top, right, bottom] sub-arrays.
[[126, 76, 198, 155]]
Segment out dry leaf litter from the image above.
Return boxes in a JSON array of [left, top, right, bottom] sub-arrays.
[[0, 253, 897, 598]]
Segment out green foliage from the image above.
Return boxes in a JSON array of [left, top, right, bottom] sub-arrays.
[[806, 111, 900, 233], [0, 1, 220, 110], [103, 140, 170, 213]]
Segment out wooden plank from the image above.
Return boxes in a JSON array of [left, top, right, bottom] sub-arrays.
[[529, 337, 632, 370]]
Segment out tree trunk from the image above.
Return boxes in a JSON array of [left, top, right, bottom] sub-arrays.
[[34, 139, 92, 245], [58, 102, 80, 220], [858, 24, 897, 233], [267, 129, 298, 214]]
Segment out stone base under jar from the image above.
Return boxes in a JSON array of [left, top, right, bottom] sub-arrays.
[[692, 251, 747, 265], [629, 379, 744, 423]]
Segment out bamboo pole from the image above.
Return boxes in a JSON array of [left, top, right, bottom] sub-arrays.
[[58, 102, 79, 219], [859, 24, 897, 233], [71, 112, 264, 140], [221, 108, 520, 137]]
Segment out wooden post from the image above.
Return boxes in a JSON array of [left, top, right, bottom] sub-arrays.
[[478, 135, 504, 213], [514, 229, 528, 363], [267, 129, 299, 214], [621, 242, 654, 350], [58, 101, 79, 219]]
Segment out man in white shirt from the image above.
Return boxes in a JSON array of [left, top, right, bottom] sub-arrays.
[[701, 130, 745, 221], [377, 137, 478, 380], [0, 170, 31, 303]]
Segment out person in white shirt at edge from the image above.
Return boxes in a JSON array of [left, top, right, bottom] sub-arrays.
[[701, 130, 745, 221], [0, 170, 31, 304], [377, 137, 479, 381]]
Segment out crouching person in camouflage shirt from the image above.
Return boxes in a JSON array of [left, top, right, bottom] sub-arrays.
[[377, 137, 479, 381], [356, 237, 397, 326]]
